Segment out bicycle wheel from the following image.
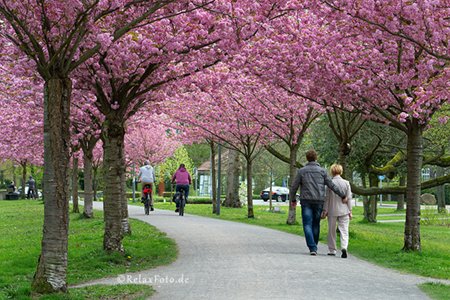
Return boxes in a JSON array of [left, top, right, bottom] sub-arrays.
[[179, 197, 184, 216], [144, 196, 150, 215]]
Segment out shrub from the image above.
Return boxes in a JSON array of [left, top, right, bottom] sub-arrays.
[[421, 207, 450, 227]]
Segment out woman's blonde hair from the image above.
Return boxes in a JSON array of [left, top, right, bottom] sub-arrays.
[[330, 164, 343, 176]]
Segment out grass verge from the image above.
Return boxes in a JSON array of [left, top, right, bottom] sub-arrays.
[[419, 282, 450, 300], [0, 200, 177, 299]]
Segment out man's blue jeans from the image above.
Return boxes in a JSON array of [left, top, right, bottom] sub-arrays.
[[301, 203, 323, 252]]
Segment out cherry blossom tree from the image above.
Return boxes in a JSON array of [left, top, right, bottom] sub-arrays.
[[71, 0, 274, 249], [124, 114, 181, 224], [0, 0, 229, 293], [0, 71, 44, 198], [312, 5, 450, 252], [71, 90, 104, 218], [165, 66, 278, 218], [315, 0, 450, 63], [244, 4, 450, 251], [124, 115, 182, 168]]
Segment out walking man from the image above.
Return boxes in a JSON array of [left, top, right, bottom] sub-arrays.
[[26, 175, 37, 199], [290, 150, 348, 255], [138, 160, 156, 211]]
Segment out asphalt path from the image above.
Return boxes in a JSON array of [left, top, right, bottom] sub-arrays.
[[74, 201, 447, 300]]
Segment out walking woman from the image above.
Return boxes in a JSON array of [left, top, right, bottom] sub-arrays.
[[322, 164, 353, 258]]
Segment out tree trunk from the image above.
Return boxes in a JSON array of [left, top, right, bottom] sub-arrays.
[[93, 166, 98, 202], [21, 162, 27, 199], [386, 178, 391, 202], [121, 168, 131, 235], [102, 117, 125, 252], [397, 175, 406, 210], [436, 167, 445, 213], [223, 149, 241, 208], [83, 151, 94, 218], [72, 157, 79, 213], [13, 165, 17, 189], [361, 173, 368, 215], [338, 142, 351, 180], [210, 142, 217, 214], [363, 173, 378, 223], [246, 159, 254, 218], [32, 78, 71, 293], [287, 147, 299, 225], [403, 123, 423, 251]]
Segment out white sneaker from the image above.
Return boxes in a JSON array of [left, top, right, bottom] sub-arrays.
[[327, 250, 336, 256]]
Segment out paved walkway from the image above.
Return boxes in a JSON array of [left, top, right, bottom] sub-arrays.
[[75, 202, 447, 300]]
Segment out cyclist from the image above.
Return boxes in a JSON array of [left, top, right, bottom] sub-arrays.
[[171, 164, 191, 213], [138, 160, 156, 211], [26, 175, 37, 199]]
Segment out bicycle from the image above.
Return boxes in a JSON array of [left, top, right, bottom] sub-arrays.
[[178, 188, 186, 216], [142, 184, 152, 215]]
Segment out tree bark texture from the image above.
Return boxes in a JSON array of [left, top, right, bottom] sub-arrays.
[[102, 117, 125, 252], [403, 123, 423, 251], [121, 168, 131, 235], [287, 148, 299, 225], [363, 173, 378, 223], [338, 142, 351, 180], [223, 149, 241, 208], [32, 78, 71, 293], [21, 161, 27, 199], [361, 174, 368, 213], [83, 152, 94, 218], [247, 159, 254, 218], [93, 166, 99, 202], [72, 157, 79, 213]]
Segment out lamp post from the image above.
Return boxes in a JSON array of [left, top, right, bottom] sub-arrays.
[[210, 150, 212, 200], [378, 175, 385, 205], [217, 144, 221, 216], [193, 167, 198, 198], [130, 141, 136, 202], [132, 162, 136, 202]]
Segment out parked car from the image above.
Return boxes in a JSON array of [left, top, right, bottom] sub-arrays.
[[17, 186, 42, 198], [260, 186, 290, 202]]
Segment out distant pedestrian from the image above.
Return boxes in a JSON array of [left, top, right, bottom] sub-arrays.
[[26, 175, 37, 199], [322, 164, 353, 258], [290, 150, 348, 255], [171, 164, 191, 213], [138, 160, 156, 211], [8, 181, 15, 191]]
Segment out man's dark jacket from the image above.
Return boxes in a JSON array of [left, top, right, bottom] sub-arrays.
[[290, 161, 345, 205]]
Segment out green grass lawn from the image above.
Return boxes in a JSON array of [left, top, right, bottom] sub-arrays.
[[0, 200, 177, 299], [419, 282, 450, 300], [153, 202, 450, 281]]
